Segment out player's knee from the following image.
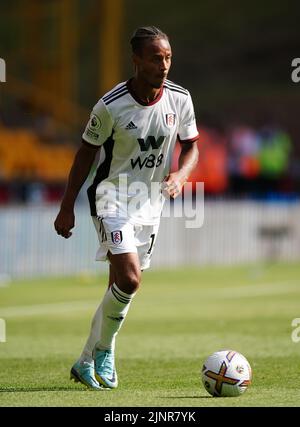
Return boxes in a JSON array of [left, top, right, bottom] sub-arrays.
[[117, 271, 141, 294]]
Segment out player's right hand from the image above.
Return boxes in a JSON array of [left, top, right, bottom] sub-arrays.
[[54, 208, 75, 239]]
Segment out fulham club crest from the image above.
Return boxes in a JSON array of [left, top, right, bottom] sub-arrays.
[[166, 113, 176, 127], [111, 230, 123, 245]]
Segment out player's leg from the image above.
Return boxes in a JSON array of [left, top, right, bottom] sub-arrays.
[[108, 263, 116, 288], [108, 251, 141, 292], [95, 251, 140, 350], [74, 216, 141, 389], [92, 221, 159, 357], [93, 251, 141, 389], [79, 264, 116, 362], [70, 264, 117, 390]]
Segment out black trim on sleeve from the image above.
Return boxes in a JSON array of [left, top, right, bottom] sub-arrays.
[[102, 85, 127, 102], [87, 131, 115, 216], [103, 91, 129, 106], [165, 79, 189, 94], [178, 135, 199, 144], [164, 85, 189, 96]]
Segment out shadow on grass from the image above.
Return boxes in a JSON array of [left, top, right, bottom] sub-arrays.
[[160, 395, 212, 399], [0, 386, 91, 393]]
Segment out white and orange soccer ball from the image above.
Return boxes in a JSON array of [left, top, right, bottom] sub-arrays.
[[201, 350, 252, 397]]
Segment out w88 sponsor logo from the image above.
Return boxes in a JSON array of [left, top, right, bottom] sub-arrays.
[[131, 153, 164, 170], [131, 135, 165, 169]]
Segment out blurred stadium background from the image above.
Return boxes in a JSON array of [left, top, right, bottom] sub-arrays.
[[0, 0, 299, 278], [1, 0, 300, 408]]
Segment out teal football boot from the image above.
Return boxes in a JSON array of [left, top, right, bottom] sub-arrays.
[[70, 360, 102, 390], [93, 348, 118, 389]]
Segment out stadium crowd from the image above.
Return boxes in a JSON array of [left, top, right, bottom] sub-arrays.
[[0, 109, 297, 204]]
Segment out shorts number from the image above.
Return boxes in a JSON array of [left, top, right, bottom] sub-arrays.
[[147, 233, 155, 255]]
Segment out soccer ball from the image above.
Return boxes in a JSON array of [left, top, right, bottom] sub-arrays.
[[201, 350, 252, 397]]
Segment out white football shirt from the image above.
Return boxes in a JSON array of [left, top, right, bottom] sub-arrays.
[[82, 79, 199, 225]]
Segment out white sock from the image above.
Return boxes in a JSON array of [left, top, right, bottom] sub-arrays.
[[79, 289, 115, 364], [79, 302, 102, 364], [95, 283, 135, 351]]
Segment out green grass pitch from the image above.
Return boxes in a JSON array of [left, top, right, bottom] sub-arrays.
[[0, 263, 300, 407]]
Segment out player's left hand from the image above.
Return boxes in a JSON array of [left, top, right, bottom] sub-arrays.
[[162, 172, 187, 198]]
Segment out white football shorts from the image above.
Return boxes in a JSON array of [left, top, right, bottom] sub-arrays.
[[92, 216, 160, 270]]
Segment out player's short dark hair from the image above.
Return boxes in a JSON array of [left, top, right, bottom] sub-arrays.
[[130, 26, 169, 55]]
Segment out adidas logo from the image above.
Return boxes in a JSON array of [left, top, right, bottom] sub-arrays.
[[125, 121, 137, 130]]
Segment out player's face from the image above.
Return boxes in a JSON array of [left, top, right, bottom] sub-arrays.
[[134, 38, 172, 88]]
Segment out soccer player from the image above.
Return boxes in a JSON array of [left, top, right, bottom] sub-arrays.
[[54, 26, 199, 390]]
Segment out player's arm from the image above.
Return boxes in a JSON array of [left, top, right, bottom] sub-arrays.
[[54, 141, 99, 238], [163, 92, 199, 198], [163, 139, 199, 198], [178, 138, 199, 180], [55, 99, 113, 238]]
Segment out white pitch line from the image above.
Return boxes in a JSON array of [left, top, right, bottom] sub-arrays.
[[0, 282, 299, 318], [0, 300, 97, 318], [210, 281, 300, 299]]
